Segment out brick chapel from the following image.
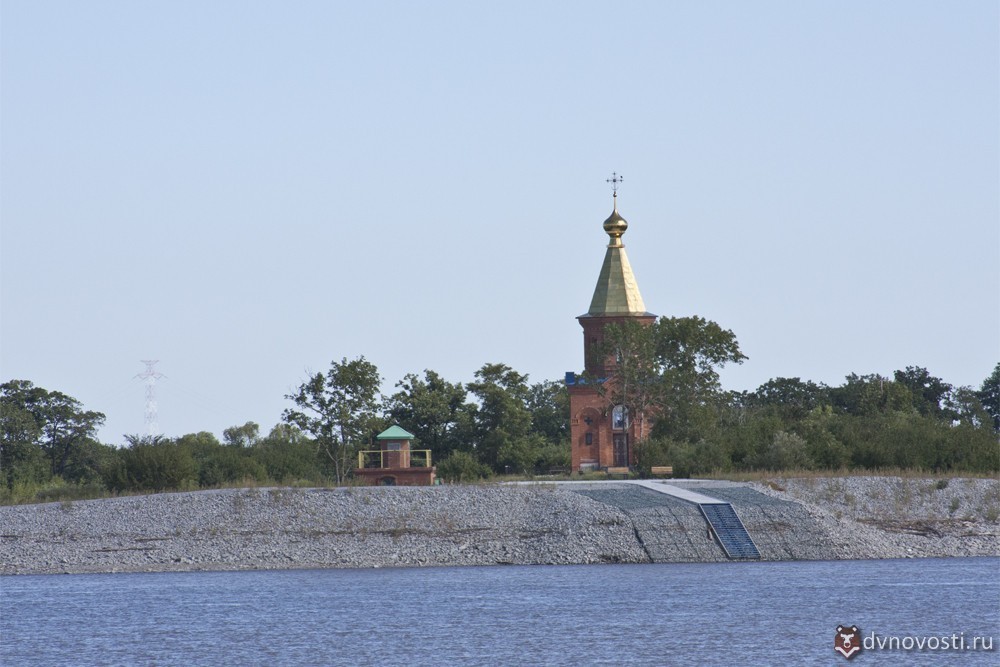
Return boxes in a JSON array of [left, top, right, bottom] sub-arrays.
[[566, 180, 656, 472]]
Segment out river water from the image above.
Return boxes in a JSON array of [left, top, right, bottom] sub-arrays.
[[2, 558, 998, 666]]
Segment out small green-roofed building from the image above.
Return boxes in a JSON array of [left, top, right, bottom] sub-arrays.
[[355, 424, 436, 486]]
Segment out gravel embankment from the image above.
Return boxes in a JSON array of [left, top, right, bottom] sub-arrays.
[[1, 477, 997, 575], [0, 485, 647, 575], [749, 476, 1000, 559]]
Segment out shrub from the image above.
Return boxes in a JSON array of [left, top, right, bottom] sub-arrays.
[[197, 447, 268, 487], [746, 431, 813, 471], [437, 451, 491, 483], [534, 441, 570, 473], [253, 441, 326, 484], [117, 442, 198, 492], [667, 439, 731, 478], [633, 437, 671, 476]]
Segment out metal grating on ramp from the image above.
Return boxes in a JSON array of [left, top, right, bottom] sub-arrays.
[[699, 503, 761, 560]]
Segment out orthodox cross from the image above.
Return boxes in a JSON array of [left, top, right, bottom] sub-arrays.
[[606, 172, 623, 196]]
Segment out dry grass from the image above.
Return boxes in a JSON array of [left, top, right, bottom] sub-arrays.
[[698, 468, 999, 482]]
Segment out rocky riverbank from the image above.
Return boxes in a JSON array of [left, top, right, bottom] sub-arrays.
[[1, 477, 997, 575]]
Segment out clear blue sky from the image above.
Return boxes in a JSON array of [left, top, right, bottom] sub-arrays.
[[2, 1, 997, 444]]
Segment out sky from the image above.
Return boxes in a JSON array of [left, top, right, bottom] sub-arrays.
[[2, 1, 997, 444]]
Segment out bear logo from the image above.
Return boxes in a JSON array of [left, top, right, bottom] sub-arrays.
[[835, 625, 862, 659]]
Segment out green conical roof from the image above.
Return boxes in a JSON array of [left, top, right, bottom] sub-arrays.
[[376, 425, 415, 440]]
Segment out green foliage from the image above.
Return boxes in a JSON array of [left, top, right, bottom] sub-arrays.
[[948, 386, 992, 429], [591, 319, 661, 442], [437, 450, 492, 483], [111, 436, 198, 492], [384, 370, 472, 462], [0, 475, 110, 505], [0, 380, 105, 480], [254, 424, 325, 484], [283, 356, 383, 483], [496, 433, 556, 475], [748, 377, 829, 420], [716, 410, 784, 469], [3, 354, 996, 502], [196, 445, 267, 487], [596, 316, 747, 446], [0, 402, 49, 489], [746, 431, 813, 471], [466, 363, 533, 470], [829, 373, 913, 416], [661, 439, 731, 478], [979, 362, 1000, 432], [534, 441, 571, 471], [894, 366, 953, 419], [797, 412, 851, 470], [654, 316, 748, 390], [527, 380, 569, 445], [632, 437, 671, 476], [666, 364, 1000, 477], [223, 421, 260, 448]]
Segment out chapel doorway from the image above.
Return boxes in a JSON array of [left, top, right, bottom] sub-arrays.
[[613, 434, 629, 467]]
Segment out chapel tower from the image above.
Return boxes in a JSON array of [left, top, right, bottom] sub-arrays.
[[566, 176, 656, 472]]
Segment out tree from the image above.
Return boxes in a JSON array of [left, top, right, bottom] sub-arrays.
[[829, 373, 915, 417], [223, 421, 260, 448], [0, 399, 48, 488], [655, 316, 747, 442], [254, 424, 324, 484], [0, 380, 105, 479], [112, 434, 197, 492], [654, 316, 747, 399], [591, 319, 660, 445], [436, 451, 491, 483], [384, 370, 472, 462], [948, 386, 992, 429], [597, 316, 747, 446], [466, 363, 532, 470], [526, 380, 569, 445], [979, 363, 1000, 432], [893, 366, 953, 419], [746, 431, 813, 471], [283, 356, 382, 483], [795, 406, 850, 470], [749, 377, 830, 420]]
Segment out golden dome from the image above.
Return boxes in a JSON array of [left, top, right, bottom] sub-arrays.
[[603, 195, 628, 246]]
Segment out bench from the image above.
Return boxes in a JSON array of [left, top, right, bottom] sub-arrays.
[[605, 466, 631, 477], [650, 466, 673, 477]]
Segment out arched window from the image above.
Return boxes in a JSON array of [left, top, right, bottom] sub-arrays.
[[612, 405, 629, 430]]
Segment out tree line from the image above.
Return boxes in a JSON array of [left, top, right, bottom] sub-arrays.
[[0, 360, 571, 502], [595, 319, 999, 477], [2, 316, 997, 503]]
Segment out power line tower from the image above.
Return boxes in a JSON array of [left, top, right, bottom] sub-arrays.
[[135, 360, 166, 437]]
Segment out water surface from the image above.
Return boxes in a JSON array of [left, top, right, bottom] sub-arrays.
[[3, 558, 998, 665]]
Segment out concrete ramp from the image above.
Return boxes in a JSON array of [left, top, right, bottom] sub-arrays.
[[626, 481, 761, 560], [511, 479, 764, 561], [627, 480, 728, 504]]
